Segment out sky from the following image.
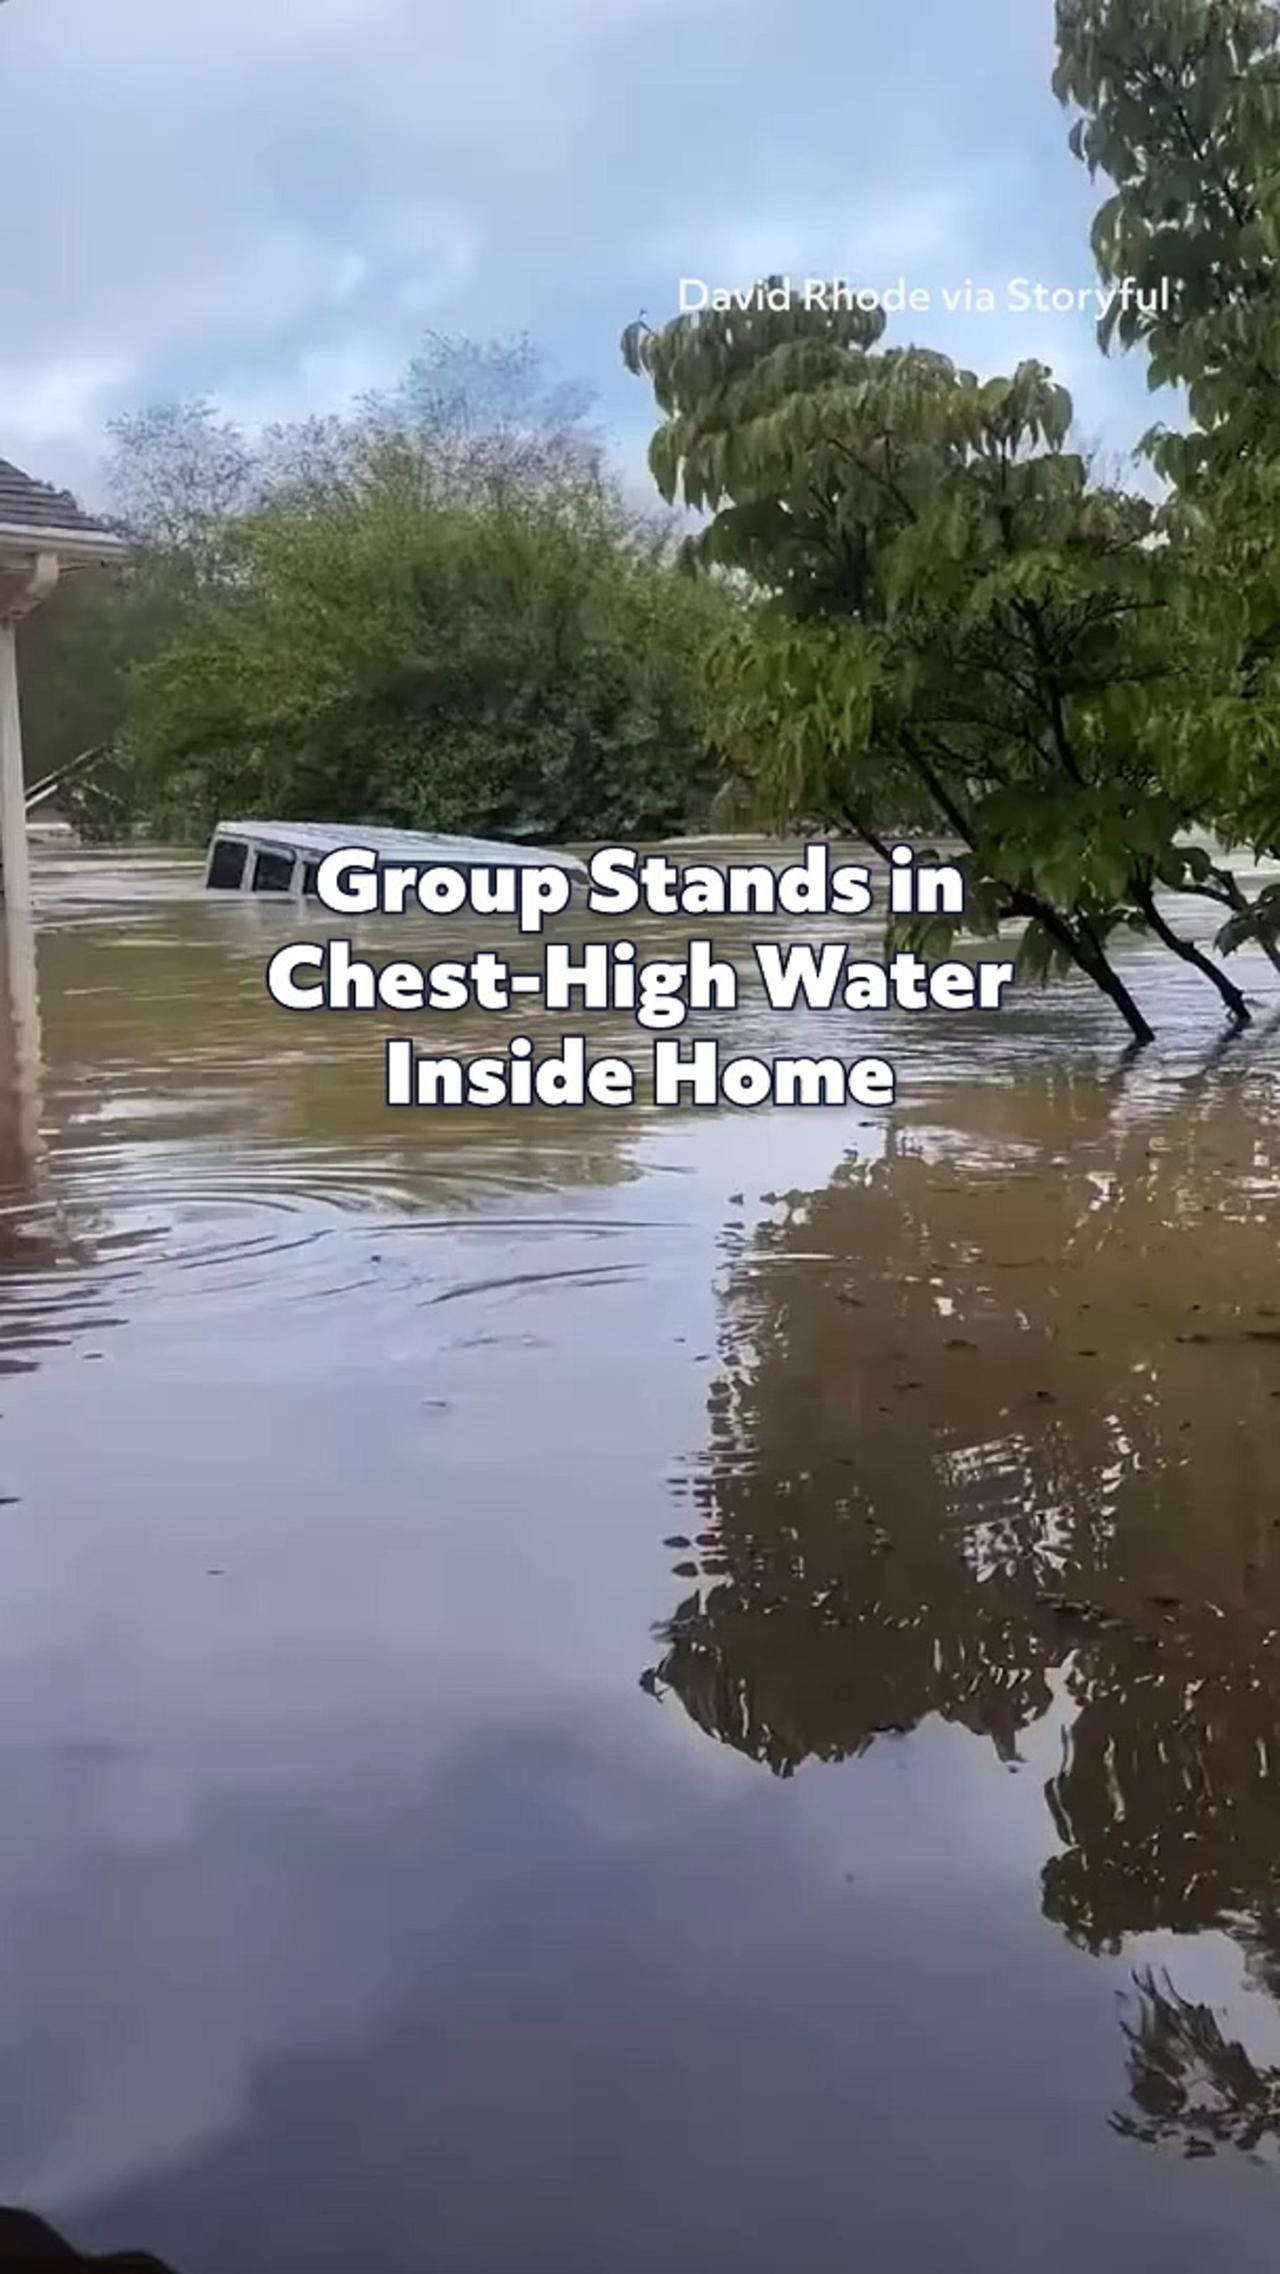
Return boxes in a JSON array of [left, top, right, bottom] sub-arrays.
[[0, 0, 1163, 509]]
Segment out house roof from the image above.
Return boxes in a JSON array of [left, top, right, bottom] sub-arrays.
[[0, 457, 126, 557]]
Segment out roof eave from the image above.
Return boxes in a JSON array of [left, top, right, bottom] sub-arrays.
[[0, 523, 128, 563]]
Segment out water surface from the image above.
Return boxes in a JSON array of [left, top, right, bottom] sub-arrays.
[[2, 843, 1279, 2272]]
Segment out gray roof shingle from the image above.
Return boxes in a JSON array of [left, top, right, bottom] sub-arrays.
[[0, 456, 120, 542]]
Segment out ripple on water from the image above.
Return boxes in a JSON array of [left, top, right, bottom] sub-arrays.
[[1, 846, 1280, 2269]]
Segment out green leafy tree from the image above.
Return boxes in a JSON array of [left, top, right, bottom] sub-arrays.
[[107, 399, 255, 555], [122, 461, 722, 842], [15, 401, 254, 830], [624, 290, 1252, 1040], [15, 558, 196, 838], [1054, 0, 1280, 464], [1055, 0, 1280, 953], [17, 338, 723, 845]]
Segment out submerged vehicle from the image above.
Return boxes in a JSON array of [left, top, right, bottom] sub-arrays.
[[204, 820, 587, 898]]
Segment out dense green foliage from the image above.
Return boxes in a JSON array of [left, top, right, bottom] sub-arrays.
[[625, 302, 1249, 1037], [617, 1, 1280, 1039], [124, 469, 720, 843], [1055, 0, 1280, 461], [18, 340, 723, 845], [1055, 0, 1280, 953], [18, 570, 142, 800]]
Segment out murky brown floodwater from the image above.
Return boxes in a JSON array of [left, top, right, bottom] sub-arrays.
[[1, 840, 1280, 2272]]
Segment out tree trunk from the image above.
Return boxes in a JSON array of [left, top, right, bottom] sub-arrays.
[[1011, 890, 1157, 1046], [1075, 940, 1157, 1046], [1136, 885, 1252, 1025]]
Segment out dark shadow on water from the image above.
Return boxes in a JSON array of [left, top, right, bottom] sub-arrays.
[[1114, 1965, 1280, 2162], [0, 2209, 178, 2271], [642, 1063, 1280, 2156], [23, 1715, 1260, 2274]]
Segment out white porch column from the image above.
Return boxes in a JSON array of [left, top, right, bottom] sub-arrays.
[[0, 552, 57, 918], [0, 613, 31, 921], [0, 586, 50, 1158]]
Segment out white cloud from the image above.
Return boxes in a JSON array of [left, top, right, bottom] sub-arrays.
[[645, 187, 974, 291], [0, 0, 1160, 500], [0, 355, 135, 453], [216, 336, 408, 437]]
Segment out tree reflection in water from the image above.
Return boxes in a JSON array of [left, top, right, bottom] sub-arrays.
[[0, 2207, 179, 2270], [1114, 1968, 1280, 2161], [644, 1066, 1280, 2155]]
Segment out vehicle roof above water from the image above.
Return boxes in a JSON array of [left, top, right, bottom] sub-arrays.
[[212, 820, 587, 875]]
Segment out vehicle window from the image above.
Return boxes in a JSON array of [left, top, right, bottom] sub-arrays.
[[251, 849, 295, 894], [207, 837, 248, 889], [301, 862, 320, 897]]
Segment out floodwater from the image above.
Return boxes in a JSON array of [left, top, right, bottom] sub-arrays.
[[1, 841, 1280, 2272]]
